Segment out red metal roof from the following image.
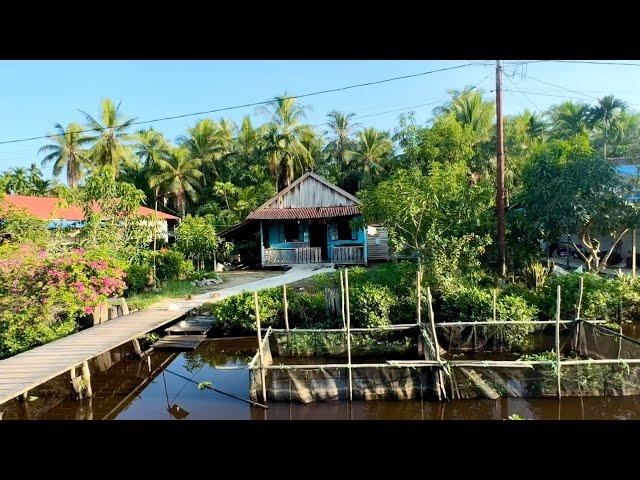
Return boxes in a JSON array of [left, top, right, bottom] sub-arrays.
[[247, 205, 361, 220], [0, 195, 180, 221]]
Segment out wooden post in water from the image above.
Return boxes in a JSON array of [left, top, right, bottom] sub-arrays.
[[576, 276, 584, 320], [283, 284, 289, 331], [345, 268, 353, 401], [253, 291, 267, 403], [70, 366, 82, 400], [556, 285, 562, 399], [416, 264, 422, 325], [81, 361, 93, 398], [340, 270, 346, 330], [427, 286, 446, 401]]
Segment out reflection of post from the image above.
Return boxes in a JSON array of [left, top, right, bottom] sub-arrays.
[[253, 291, 267, 403], [345, 268, 353, 401], [556, 285, 562, 399]]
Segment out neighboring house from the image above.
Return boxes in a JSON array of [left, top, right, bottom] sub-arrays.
[[221, 171, 389, 267], [0, 194, 180, 243]]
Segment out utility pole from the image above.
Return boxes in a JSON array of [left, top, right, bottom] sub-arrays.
[[152, 193, 158, 290], [496, 60, 506, 277]]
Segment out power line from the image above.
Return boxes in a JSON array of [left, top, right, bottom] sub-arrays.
[[521, 74, 599, 101], [0, 62, 479, 146], [504, 75, 541, 111], [550, 60, 640, 68]]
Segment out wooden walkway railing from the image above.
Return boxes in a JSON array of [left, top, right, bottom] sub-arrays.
[[331, 246, 365, 264], [264, 247, 322, 265]]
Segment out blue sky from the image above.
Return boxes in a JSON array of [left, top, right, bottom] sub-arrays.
[[1, 60, 640, 179]]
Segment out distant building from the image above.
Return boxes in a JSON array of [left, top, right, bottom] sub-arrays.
[[221, 172, 389, 267], [0, 194, 180, 243]]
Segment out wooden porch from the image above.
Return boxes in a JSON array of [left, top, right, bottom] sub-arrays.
[[331, 245, 366, 264], [263, 247, 323, 266]]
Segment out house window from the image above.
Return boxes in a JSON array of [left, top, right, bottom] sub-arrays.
[[284, 222, 300, 242], [337, 220, 353, 240]]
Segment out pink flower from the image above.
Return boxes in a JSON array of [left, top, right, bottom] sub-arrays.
[[83, 306, 94, 314]]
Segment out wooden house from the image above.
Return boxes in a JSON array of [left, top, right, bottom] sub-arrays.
[[222, 172, 388, 267]]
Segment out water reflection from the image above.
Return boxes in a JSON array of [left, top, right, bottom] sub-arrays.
[[4, 337, 640, 420]]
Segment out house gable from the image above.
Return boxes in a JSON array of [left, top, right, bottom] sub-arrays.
[[258, 172, 361, 210]]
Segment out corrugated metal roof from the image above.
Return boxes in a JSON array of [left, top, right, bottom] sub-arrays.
[[247, 205, 361, 220], [0, 195, 180, 221]]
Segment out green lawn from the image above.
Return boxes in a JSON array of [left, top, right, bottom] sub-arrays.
[[125, 280, 204, 311]]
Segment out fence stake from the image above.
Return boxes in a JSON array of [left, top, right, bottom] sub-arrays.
[[253, 291, 267, 403], [576, 276, 584, 320], [427, 286, 447, 401], [556, 285, 562, 399], [345, 268, 353, 401], [416, 264, 422, 325], [493, 288, 497, 323], [283, 284, 289, 331], [340, 270, 346, 330]]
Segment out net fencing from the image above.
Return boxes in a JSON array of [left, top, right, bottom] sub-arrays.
[[249, 321, 640, 403]]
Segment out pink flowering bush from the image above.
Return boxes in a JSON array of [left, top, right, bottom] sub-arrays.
[[0, 244, 127, 358]]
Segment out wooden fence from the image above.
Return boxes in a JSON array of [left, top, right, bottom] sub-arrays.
[[331, 246, 365, 264], [264, 247, 322, 265]]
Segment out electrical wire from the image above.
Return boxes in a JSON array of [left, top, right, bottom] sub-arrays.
[[0, 62, 479, 146]]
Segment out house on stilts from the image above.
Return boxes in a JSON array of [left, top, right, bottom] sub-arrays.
[[221, 172, 389, 268]]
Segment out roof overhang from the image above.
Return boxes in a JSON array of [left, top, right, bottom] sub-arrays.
[[246, 205, 361, 220]]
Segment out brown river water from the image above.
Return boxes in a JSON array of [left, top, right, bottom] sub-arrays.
[[3, 336, 640, 420]]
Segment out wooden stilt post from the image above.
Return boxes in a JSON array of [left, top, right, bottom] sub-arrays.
[[633, 229, 637, 279], [576, 276, 584, 320], [82, 361, 93, 398], [416, 264, 422, 325], [340, 270, 346, 330], [70, 366, 82, 400], [132, 338, 142, 357], [253, 291, 267, 403], [283, 284, 289, 331], [556, 285, 562, 399], [427, 286, 446, 401], [345, 268, 353, 401]]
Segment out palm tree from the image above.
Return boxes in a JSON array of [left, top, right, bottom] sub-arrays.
[[435, 87, 495, 143], [548, 101, 590, 139], [324, 111, 357, 182], [351, 128, 393, 189], [178, 119, 233, 186], [134, 128, 170, 169], [587, 95, 628, 159], [259, 94, 313, 189], [39, 123, 91, 188], [80, 98, 136, 175], [148, 148, 203, 217]]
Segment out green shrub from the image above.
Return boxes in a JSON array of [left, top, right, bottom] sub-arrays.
[[125, 263, 151, 293], [351, 282, 396, 328], [439, 284, 494, 323], [287, 291, 331, 328], [496, 294, 539, 349], [209, 288, 282, 334], [155, 249, 193, 281]]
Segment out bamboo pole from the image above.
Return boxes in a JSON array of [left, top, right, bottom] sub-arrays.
[[556, 285, 562, 399], [576, 276, 584, 320], [283, 284, 289, 331], [339, 270, 346, 330], [493, 288, 498, 322], [253, 291, 267, 403], [416, 264, 422, 325], [633, 229, 637, 279], [345, 268, 353, 401], [427, 286, 447, 401]]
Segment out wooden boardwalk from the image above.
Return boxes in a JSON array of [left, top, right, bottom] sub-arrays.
[[0, 264, 334, 407], [0, 298, 205, 406]]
